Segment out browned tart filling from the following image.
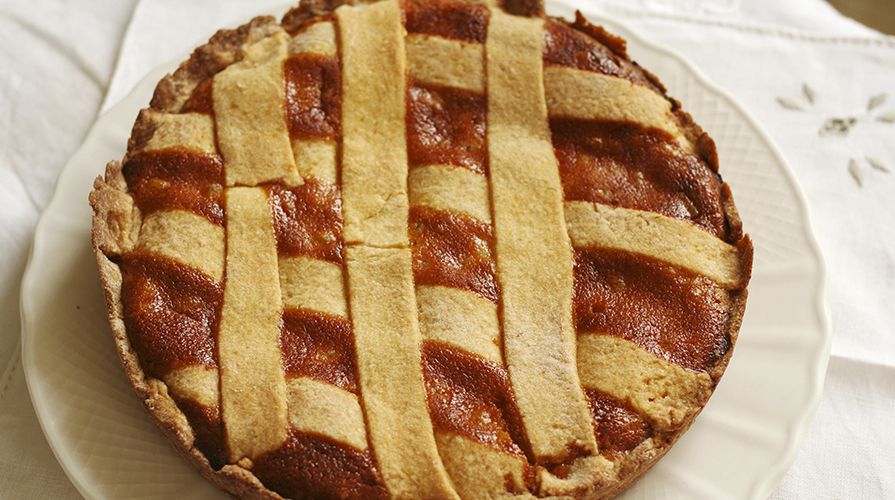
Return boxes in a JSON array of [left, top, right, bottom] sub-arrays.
[[89, 0, 753, 498]]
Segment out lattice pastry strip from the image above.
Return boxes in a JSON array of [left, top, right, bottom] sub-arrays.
[[577, 334, 714, 432], [486, 7, 598, 467], [213, 28, 300, 187], [136, 210, 224, 281], [285, 377, 368, 451], [217, 187, 288, 463], [406, 34, 485, 93], [565, 201, 747, 288], [405, 22, 534, 498], [409, 165, 492, 223], [405, 33, 693, 152], [276, 12, 374, 478], [338, 2, 459, 499]]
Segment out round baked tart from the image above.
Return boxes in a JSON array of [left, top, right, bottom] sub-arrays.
[[89, 0, 753, 498]]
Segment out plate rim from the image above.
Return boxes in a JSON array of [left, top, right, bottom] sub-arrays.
[[20, 3, 832, 500]]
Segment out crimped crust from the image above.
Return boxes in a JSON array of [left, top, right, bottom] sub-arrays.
[[149, 16, 282, 114], [90, 1, 753, 499]]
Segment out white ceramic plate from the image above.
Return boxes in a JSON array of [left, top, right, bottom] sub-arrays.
[[21, 3, 831, 500]]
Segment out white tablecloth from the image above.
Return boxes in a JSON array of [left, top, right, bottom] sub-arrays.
[[2, 0, 893, 498]]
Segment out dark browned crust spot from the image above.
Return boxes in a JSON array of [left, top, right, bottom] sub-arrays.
[[502, 0, 545, 18], [126, 109, 160, 161], [673, 105, 721, 173], [281, 0, 372, 33], [568, 11, 629, 60]]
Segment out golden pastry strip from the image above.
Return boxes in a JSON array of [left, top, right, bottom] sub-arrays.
[[279, 255, 347, 318], [345, 246, 459, 500], [466, 0, 500, 7], [403, 36, 681, 142], [164, 364, 220, 409], [577, 333, 713, 432], [405, 31, 525, 500], [288, 20, 337, 56], [338, 0, 409, 248], [140, 110, 217, 154], [291, 138, 338, 184], [409, 164, 492, 223], [564, 200, 747, 288], [136, 209, 225, 281], [416, 285, 501, 364], [486, 8, 597, 463], [543, 66, 689, 148], [405, 34, 485, 93], [218, 187, 288, 462], [433, 429, 530, 499], [285, 376, 368, 451], [339, 2, 458, 498], [535, 455, 614, 498], [213, 29, 300, 187]]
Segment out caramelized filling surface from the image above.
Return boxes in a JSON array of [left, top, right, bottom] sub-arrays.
[[123, 149, 225, 225], [280, 309, 357, 394], [118, 252, 221, 377], [585, 388, 652, 461], [574, 248, 730, 372], [421, 341, 529, 457], [553, 119, 727, 239], [284, 54, 342, 139], [253, 429, 389, 500], [181, 77, 214, 115], [404, 0, 489, 43], [269, 180, 344, 264], [543, 22, 644, 83], [407, 83, 487, 175], [409, 205, 499, 304], [175, 397, 228, 470]]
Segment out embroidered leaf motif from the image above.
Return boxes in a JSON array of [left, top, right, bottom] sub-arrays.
[[777, 97, 803, 111], [868, 93, 888, 111], [848, 159, 863, 186], [876, 110, 895, 123], [820, 117, 857, 136], [867, 156, 890, 173], [803, 84, 816, 104]]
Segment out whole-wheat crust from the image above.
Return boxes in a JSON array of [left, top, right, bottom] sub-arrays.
[[89, 1, 752, 499]]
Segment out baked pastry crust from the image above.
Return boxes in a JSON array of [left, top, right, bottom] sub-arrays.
[[90, 0, 753, 498]]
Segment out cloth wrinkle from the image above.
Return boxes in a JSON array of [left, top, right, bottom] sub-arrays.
[[3, 11, 108, 90]]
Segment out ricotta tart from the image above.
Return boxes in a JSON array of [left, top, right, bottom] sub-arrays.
[[89, 0, 753, 498]]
